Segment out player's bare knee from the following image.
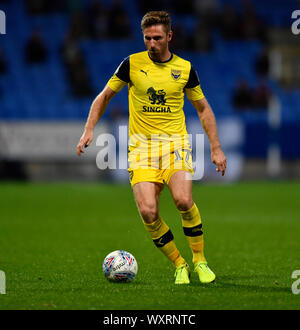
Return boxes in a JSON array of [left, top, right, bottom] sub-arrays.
[[139, 204, 159, 223], [174, 197, 194, 212], [140, 209, 159, 223]]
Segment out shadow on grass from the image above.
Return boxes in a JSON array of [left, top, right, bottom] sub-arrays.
[[21, 275, 291, 295], [189, 275, 291, 294]]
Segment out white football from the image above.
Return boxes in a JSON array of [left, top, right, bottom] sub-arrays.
[[102, 250, 138, 282]]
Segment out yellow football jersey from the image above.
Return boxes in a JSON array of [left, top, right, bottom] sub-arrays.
[[108, 50, 204, 136]]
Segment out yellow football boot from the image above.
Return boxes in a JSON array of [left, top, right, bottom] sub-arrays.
[[194, 262, 216, 283], [174, 263, 190, 284]]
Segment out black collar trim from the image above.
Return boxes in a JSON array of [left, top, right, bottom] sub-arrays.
[[148, 52, 173, 63]]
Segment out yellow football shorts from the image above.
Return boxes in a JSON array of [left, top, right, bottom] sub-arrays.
[[128, 147, 194, 187]]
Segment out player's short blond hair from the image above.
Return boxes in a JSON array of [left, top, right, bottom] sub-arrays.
[[141, 11, 171, 33]]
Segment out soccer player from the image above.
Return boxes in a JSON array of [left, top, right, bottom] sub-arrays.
[[77, 11, 227, 284]]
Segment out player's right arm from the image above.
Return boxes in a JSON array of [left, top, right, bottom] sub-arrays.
[[77, 57, 130, 156], [77, 85, 116, 156]]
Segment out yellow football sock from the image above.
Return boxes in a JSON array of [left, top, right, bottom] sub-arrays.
[[144, 217, 186, 268], [180, 203, 206, 264]]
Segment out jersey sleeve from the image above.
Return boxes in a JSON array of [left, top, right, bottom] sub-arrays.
[[107, 56, 130, 93], [185, 65, 205, 101]]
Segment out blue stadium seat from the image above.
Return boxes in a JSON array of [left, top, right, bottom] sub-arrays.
[[0, 0, 299, 128]]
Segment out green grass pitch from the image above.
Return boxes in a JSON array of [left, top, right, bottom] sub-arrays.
[[0, 181, 300, 310]]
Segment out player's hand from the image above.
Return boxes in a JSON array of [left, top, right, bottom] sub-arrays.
[[211, 146, 227, 176], [77, 128, 94, 156]]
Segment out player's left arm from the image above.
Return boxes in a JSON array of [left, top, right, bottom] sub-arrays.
[[190, 97, 227, 176], [185, 65, 226, 175]]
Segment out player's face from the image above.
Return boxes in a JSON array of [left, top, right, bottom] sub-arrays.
[[143, 24, 172, 59]]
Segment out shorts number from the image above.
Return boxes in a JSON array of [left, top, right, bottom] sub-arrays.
[[174, 149, 192, 163]]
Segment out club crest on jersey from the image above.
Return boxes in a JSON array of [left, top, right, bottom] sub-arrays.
[[171, 69, 181, 81]]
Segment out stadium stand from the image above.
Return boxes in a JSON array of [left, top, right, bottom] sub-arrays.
[[0, 0, 299, 160]]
